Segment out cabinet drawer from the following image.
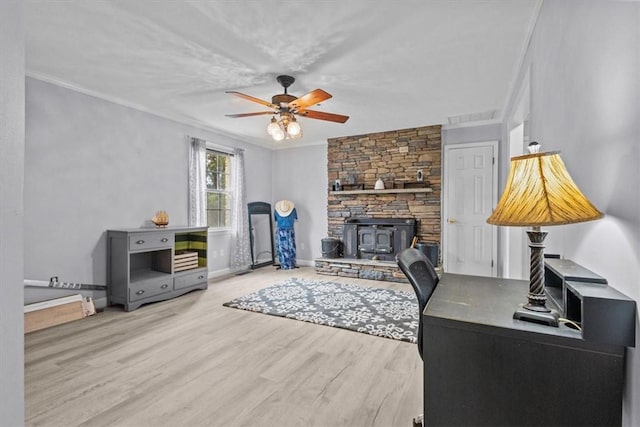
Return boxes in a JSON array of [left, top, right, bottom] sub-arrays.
[[174, 269, 207, 290], [129, 232, 173, 251], [129, 277, 172, 302]]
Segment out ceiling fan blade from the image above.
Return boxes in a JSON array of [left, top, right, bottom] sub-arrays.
[[226, 91, 278, 110], [289, 89, 332, 111], [225, 111, 274, 118], [298, 109, 350, 123]]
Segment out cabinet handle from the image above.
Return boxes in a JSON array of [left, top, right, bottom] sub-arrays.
[[161, 284, 169, 289], [198, 275, 205, 280], [136, 290, 145, 295], [136, 240, 145, 245], [161, 238, 168, 242]]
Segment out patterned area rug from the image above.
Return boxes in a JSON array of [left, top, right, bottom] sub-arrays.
[[223, 277, 418, 343]]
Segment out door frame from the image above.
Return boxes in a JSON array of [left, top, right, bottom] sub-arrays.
[[442, 140, 499, 275]]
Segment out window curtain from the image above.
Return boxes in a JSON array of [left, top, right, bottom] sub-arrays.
[[188, 136, 207, 227], [230, 148, 251, 270]]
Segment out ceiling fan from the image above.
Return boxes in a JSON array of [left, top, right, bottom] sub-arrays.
[[225, 75, 349, 141]]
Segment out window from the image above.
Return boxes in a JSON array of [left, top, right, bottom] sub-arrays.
[[206, 150, 232, 228]]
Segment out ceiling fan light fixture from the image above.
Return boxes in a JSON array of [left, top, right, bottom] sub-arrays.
[[287, 119, 301, 137], [267, 117, 280, 136], [271, 125, 285, 141], [268, 113, 302, 141], [226, 74, 349, 142]]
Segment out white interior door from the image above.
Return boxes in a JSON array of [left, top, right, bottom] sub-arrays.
[[443, 142, 497, 277]]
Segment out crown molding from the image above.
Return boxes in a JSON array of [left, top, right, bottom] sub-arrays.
[[270, 139, 327, 150], [26, 71, 277, 150], [441, 118, 502, 131]]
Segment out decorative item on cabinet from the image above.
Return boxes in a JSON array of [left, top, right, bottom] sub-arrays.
[[152, 210, 169, 228], [174, 251, 199, 272]]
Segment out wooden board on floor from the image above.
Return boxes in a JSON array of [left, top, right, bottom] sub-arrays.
[[24, 294, 88, 333]]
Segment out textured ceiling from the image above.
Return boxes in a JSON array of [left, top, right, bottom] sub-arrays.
[[25, 0, 540, 148]]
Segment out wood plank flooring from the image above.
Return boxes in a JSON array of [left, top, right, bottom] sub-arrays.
[[25, 267, 422, 427]]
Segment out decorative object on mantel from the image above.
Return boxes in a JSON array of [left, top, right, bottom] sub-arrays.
[[374, 178, 385, 190], [487, 141, 603, 327], [222, 277, 419, 343], [417, 169, 424, 182], [333, 179, 342, 191], [342, 183, 365, 191], [152, 210, 169, 228], [394, 181, 429, 189]]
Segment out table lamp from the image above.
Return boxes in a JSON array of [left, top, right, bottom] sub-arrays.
[[487, 142, 603, 326]]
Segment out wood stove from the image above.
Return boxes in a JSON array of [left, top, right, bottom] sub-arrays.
[[343, 218, 417, 261]]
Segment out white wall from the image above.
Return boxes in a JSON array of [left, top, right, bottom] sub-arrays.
[[25, 77, 272, 284], [503, 1, 640, 425], [0, 2, 25, 425], [272, 144, 328, 264]]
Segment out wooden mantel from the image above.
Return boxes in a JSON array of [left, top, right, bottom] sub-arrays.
[[329, 188, 433, 195]]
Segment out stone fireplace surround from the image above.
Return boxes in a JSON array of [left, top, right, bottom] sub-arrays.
[[315, 124, 442, 282]]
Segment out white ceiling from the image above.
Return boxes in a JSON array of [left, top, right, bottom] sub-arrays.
[[25, 0, 541, 148]]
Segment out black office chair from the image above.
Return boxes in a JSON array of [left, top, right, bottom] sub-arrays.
[[396, 247, 440, 427]]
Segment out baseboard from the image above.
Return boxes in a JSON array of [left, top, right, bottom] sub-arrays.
[[208, 261, 312, 278], [209, 268, 231, 279]]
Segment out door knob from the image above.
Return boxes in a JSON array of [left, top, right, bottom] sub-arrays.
[[448, 218, 457, 224]]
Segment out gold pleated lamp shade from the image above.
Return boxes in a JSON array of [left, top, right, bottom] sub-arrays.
[[487, 151, 603, 226]]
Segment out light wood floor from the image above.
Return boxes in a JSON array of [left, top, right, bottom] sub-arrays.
[[25, 267, 422, 427]]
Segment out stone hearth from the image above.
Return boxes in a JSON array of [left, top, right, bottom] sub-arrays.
[[314, 258, 408, 283]]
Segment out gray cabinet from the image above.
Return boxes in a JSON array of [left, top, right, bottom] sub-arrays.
[[107, 227, 208, 311]]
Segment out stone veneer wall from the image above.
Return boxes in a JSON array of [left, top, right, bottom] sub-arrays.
[[327, 125, 441, 245], [314, 259, 408, 283]]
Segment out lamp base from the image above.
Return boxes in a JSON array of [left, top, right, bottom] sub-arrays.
[[513, 304, 560, 327]]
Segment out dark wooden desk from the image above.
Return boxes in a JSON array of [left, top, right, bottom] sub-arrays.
[[423, 273, 625, 427]]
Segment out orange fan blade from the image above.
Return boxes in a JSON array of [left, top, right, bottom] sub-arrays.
[[226, 91, 278, 110], [289, 89, 332, 111], [225, 111, 275, 118], [298, 109, 349, 123]]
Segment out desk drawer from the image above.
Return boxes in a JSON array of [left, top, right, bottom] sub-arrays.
[[129, 232, 173, 251], [174, 269, 207, 290], [129, 277, 172, 302]]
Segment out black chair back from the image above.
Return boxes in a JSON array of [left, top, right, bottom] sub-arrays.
[[396, 247, 439, 359]]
